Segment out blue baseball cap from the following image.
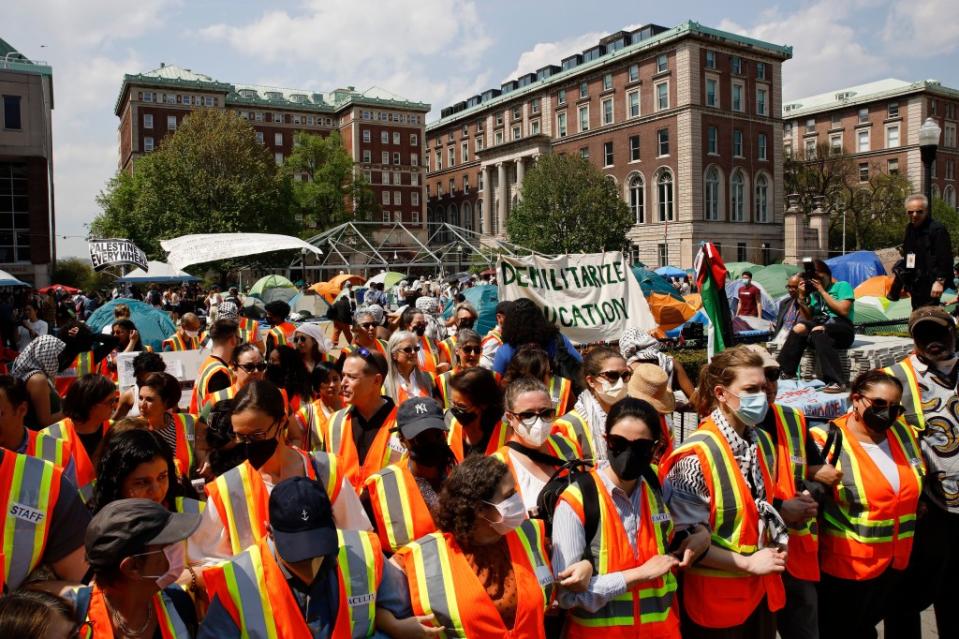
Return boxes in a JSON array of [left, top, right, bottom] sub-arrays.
[[269, 477, 338, 562], [396, 396, 448, 439]]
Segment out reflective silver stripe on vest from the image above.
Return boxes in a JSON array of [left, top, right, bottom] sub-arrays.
[[778, 407, 806, 485], [640, 590, 674, 616], [683, 432, 739, 542], [311, 451, 334, 499], [6, 456, 54, 590], [218, 467, 256, 551], [573, 596, 634, 621], [35, 433, 63, 465], [227, 548, 272, 639], [516, 520, 553, 602], [329, 410, 348, 453], [339, 530, 378, 639], [414, 534, 463, 637], [157, 590, 191, 637], [563, 412, 592, 460], [175, 497, 204, 514], [548, 435, 577, 461], [376, 466, 414, 549]]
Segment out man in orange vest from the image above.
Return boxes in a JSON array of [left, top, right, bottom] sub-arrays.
[[263, 300, 297, 353], [0, 375, 75, 481], [200, 476, 412, 638], [161, 312, 202, 351], [189, 318, 238, 414]]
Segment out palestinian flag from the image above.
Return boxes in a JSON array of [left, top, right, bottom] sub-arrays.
[[694, 242, 734, 358]]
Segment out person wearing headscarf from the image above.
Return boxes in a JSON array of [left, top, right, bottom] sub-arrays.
[[12, 334, 66, 429], [619, 327, 696, 399], [415, 295, 447, 344], [292, 322, 334, 373], [216, 300, 258, 346]]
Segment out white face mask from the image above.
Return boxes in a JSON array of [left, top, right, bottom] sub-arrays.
[[482, 493, 526, 534], [140, 543, 185, 590], [184, 329, 199, 338], [514, 415, 553, 447], [596, 377, 627, 404]]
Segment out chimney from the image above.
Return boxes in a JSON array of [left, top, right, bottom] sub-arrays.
[[160, 62, 165, 68]]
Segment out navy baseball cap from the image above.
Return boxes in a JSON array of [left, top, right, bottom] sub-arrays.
[[269, 477, 338, 563], [396, 397, 448, 440]]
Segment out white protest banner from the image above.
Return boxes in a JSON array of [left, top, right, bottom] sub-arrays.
[[89, 239, 148, 271], [161, 233, 323, 271], [497, 251, 655, 344]]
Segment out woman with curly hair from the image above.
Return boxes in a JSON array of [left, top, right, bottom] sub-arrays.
[[393, 455, 554, 638], [492, 298, 582, 377], [92, 421, 200, 514]]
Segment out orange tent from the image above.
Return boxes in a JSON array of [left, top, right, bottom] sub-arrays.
[[310, 274, 365, 303], [647, 292, 696, 331], [683, 293, 702, 311], [854, 275, 907, 299]]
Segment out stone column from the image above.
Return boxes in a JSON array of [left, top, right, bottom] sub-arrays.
[[807, 196, 828, 260], [783, 193, 802, 264], [481, 165, 492, 235], [497, 162, 508, 236]]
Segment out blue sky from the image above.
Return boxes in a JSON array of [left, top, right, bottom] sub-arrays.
[[6, 0, 958, 258]]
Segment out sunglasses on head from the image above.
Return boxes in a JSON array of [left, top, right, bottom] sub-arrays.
[[598, 370, 632, 383], [238, 362, 268, 373]]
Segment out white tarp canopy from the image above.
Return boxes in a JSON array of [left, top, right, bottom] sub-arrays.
[[161, 233, 323, 271], [117, 261, 199, 283]]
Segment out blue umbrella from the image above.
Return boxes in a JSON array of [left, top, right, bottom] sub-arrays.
[[655, 265, 687, 278], [442, 286, 498, 336], [87, 298, 176, 351], [0, 269, 28, 287]]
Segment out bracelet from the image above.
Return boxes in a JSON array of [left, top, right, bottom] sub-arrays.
[[187, 565, 198, 593]]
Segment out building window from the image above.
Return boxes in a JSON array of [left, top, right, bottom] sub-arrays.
[[707, 126, 718, 154], [657, 128, 669, 156], [737, 242, 747, 262], [257, 131, 265, 145], [628, 64, 639, 82], [806, 118, 816, 134], [496, 113, 504, 126], [494, 130, 503, 145], [274, 152, 284, 166], [658, 244, 668, 267], [857, 129, 870, 152], [945, 123, 957, 147], [756, 62, 766, 80], [530, 119, 541, 135], [733, 129, 744, 157], [831, 112, 841, 128], [382, 191, 391, 205], [731, 56, 743, 75], [412, 192, 420, 206], [705, 166, 721, 221], [705, 50, 716, 69], [944, 185, 956, 209], [167, 115, 177, 131], [602, 98, 613, 125], [829, 133, 842, 155], [859, 162, 869, 182], [756, 87, 768, 115], [463, 175, 470, 193], [143, 137, 154, 152], [410, 153, 418, 166], [381, 131, 389, 144], [512, 106, 521, 121], [362, 129, 371, 143], [887, 102, 899, 118], [731, 170, 746, 221], [411, 133, 419, 146], [461, 142, 469, 163], [512, 125, 521, 140], [143, 114, 153, 129], [382, 151, 390, 165], [755, 174, 769, 222], [656, 82, 669, 111], [657, 169, 674, 221], [447, 148, 454, 167], [578, 105, 589, 132], [705, 77, 718, 107], [629, 135, 640, 162], [579, 81, 589, 99], [758, 133, 768, 160], [0, 162, 31, 261], [732, 82, 744, 112], [627, 90, 640, 118], [857, 107, 869, 124], [805, 138, 817, 159], [603, 73, 613, 91], [656, 54, 668, 73], [888, 158, 899, 175], [886, 124, 900, 148], [393, 131, 400, 145], [382, 210, 391, 223], [531, 98, 540, 114], [392, 191, 401, 205], [604, 141, 614, 167], [558, 89, 566, 105], [392, 152, 400, 165], [579, 147, 589, 160], [142, 92, 154, 102], [629, 174, 645, 223], [557, 112, 568, 137], [273, 132, 283, 146]]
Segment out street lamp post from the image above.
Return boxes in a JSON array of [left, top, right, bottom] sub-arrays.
[[919, 117, 942, 207], [456, 243, 464, 273]]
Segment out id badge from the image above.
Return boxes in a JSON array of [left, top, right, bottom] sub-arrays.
[[906, 253, 916, 269]]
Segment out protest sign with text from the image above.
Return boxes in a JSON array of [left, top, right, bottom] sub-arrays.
[[89, 239, 148, 271], [497, 251, 655, 344]]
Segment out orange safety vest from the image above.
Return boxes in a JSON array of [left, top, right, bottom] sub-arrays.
[[438, 334, 458, 366], [883, 358, 926, 431], [190, 355, 233, 414], [0, 451, 61, 592], [418, 335, 441, 374], [448, 416, 510, 462], [391, 373, 435, 407], [202, 534, 382, 639], [41, 418, 110, 504], [769, 404, 819, 581], [364, 461, 438, 554], [21, 428, 72, 469], [237, 317, 259, 344], [205, 449, 341, 556], [54, 351, 95, 396], [79, 584, 190, 639], [810, 414, 925, 581], [342, 339, 387, 358], [264, 321, 297, 351], [162, 413, 196, 478], [161, 332, 200, 352], [397, 519, 553, 639], [659, 416, 784, 629], [547, 376, 573, 417], [559, 469, 680, 638], [323, 405, 403, 492], [202, 382, 241, 415], [481, 327, 503, 349], [434, 370, 454, 411], [553, 409, 600, 461]]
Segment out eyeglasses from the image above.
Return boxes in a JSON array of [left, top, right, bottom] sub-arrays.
[[459, 346, 481, 355], [509, 408, 555, 421], [235, 421, 280, 443], [906, 210, 925, 215], [238, 362, 268, 373], [397, 345, 421, 354], [598, 370, 632, 383]]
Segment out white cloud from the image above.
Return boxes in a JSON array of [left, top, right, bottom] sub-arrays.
[[501, 31, 604, 83], [882, 0, 959, 58], [51, 141, 118, 257], [7, 0, 178, 49]]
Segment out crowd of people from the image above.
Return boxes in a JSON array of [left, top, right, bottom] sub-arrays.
[[0, 196, 956, 638]]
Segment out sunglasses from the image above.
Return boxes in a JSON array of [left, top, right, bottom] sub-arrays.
[[861, 396, 906, 416], [606, 433, 658, 454], [359, 322, 377, 329], [510, 408, 555, 421], [459, 346, 481, 355], [293, 335, 309, 343], [238, 362, 268, 373], [397, 345, 421, 354], [598, 370, 632, 383]]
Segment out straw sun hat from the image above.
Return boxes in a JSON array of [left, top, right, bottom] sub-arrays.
[[627, 363, 676, 414]]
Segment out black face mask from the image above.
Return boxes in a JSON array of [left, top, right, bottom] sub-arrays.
[[862, 406, 897, 432], [412, 326, 426, 337], [607, 438, 657, 481], [244, 437, 279, 469], [266, 364, 285, 386], [450, 406, 477, 424], [409, 440, 452, 468]]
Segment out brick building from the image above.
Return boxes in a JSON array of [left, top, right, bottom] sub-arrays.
[[114, 65, 430, 231], [783, 78, 959, 210], [425, 21, 792, 268], [0, 38, 54, 286]]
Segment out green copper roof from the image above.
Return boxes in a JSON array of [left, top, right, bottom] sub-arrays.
[[0, 37, 53, 78], [427, 19, 792, 130], [783, 78, 959, 118]]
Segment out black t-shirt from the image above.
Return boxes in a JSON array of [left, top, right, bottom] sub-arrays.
[[77, 428, 105, 462], [349, 398, 396, 464]]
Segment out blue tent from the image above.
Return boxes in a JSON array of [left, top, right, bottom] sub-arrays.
[[87, 298, 176, 351], [825, 251, 886, 289], [655, 265, 687, 278], [631, 267, 684, 302], [442, 286, 498, 336]]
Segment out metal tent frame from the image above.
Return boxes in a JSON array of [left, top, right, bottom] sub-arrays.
[[293, 221, 544, 277]]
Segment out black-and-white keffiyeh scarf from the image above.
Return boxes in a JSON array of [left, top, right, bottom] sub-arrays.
[[619, 327, 675, 379], [11, 334, 66, 381]]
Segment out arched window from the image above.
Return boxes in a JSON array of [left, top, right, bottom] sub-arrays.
[[447, 203, 459, 227], [755, 173, 769, 222], [932, 184, 941, 202], [944, 185, 957, 210], [731, 169, 746, 222], [628, 174, 645, 224], [656, 169, 674, 222], [462, 202, 473, 230], [705, 166, 720, 220]]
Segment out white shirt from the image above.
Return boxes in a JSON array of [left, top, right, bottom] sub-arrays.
[[507, 449, 548, 515], [860, 439, 900, 493]]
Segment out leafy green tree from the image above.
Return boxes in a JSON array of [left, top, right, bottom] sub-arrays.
[[51, 258, 114, 292], [92, 109, 295, 259], [284, 131, 378, 228], [506, 153, 632, 254], [931, 197, 959, 250]]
